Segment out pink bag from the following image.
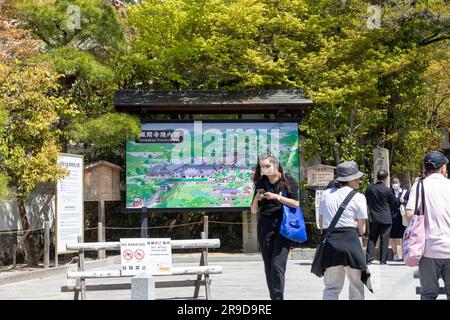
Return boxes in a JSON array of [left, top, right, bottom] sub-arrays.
[[403, 178, 426, 267]]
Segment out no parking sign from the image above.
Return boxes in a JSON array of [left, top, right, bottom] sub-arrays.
[[120, 238, 172, 276]]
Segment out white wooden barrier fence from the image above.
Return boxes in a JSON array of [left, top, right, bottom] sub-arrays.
[[61, 238, 222, 300]]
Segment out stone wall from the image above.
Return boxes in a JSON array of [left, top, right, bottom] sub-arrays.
[[0, 184, 55, 265]]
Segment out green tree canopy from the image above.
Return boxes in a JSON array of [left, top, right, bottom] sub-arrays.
[[124, 0, 449, 184], [0, 60, 76, 265]]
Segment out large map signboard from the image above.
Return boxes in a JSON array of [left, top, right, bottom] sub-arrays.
[[126, 121, 299, 209]]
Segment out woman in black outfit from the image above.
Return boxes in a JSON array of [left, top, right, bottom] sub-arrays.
[[389, 177, 407, 261], [250, 152, 299, 300]]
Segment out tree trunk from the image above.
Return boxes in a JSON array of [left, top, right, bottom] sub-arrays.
[[17, 198, 40, 266]]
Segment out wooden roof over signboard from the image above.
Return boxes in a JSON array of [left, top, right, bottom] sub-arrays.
[[85, 160, 122, 171], [113, 89, 313, 114]]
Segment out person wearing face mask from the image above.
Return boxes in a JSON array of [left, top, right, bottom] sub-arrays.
[[389, 177, 407, 261], [250, 152, 299, 300]]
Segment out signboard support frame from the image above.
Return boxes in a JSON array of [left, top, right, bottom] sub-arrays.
[[140, 207, 148, 238], [242, 210, 258, 253]]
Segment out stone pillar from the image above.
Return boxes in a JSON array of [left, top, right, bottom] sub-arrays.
[[131, 273, 155, 300], [242, 211, 258, 253], [373, 148, 390, 186]]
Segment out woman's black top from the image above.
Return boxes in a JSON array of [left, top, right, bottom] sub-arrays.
[[254, 173, 299, 217]]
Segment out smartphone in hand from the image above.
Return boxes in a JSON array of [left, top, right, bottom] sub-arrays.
[[257, 188, 265, 196]]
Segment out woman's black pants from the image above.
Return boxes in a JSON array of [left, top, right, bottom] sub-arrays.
[[258, 214, 292, 300]]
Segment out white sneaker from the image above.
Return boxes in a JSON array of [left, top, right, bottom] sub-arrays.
[[393, 254, 401, 261]]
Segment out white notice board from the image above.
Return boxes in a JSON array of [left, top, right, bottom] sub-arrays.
[[120, 238, 172, 276], [148, 238, 172, 275], [315, 189, 324, 229], [56, 153, 84, 254]]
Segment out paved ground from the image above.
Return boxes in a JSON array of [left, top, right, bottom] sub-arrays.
[[0, 256, 423, 300]]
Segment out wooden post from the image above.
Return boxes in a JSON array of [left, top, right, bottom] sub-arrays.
[[77, 235, 86, 300], [193, 215, 209, 299], [55, 239, 58, 267], [98, 199, 106, 245], [203, 215, 209, 240], [98, 222, 105, 259], [140, 208, 148, 238], [12, 243, 17, 269], [203, 215, 210, 299], [182, 212, 189, 239], [44, 221, 50, 268]]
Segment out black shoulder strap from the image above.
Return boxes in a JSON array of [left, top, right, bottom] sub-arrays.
[[323, 189, 357, 238], [414, 178, 425, 216]]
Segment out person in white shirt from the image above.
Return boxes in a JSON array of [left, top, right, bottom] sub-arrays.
[[405, 150, 450, 300], [318, 161, 370, 300]]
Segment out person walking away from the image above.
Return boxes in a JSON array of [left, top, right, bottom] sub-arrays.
[[365, 170, 396, 264], [405, 151, 450, 300], [250, 152, 299, 300], [318, 161, 371, 300], [390, 177, 407, 261]]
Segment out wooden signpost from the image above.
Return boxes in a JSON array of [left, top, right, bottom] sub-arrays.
[[306, 165, 335, 229], [84, 161, 122, 259]]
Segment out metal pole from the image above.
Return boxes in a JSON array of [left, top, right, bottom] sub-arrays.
[[44, 221, 50, 268], [140, 208, 148, 238]]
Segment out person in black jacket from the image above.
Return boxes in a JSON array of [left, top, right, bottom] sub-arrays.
[[365, 170, 396, 264], [250, 152, 299, 300]]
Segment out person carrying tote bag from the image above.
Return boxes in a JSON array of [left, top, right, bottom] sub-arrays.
[[250, 152, 299, 300], [404, 151, 450, 300], [402, 177, 425, 267], [399, 189, 410, 227]]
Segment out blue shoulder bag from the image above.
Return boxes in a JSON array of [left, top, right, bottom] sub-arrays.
[[279, 188, 307, 243], [261, 175, 307, 243]]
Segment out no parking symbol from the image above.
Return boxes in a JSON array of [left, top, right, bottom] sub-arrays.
[[134, 249, 145, 260], [123, 249, 133, 260]]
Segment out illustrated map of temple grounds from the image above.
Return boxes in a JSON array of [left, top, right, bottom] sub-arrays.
[[126, 122, 299, 209]]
